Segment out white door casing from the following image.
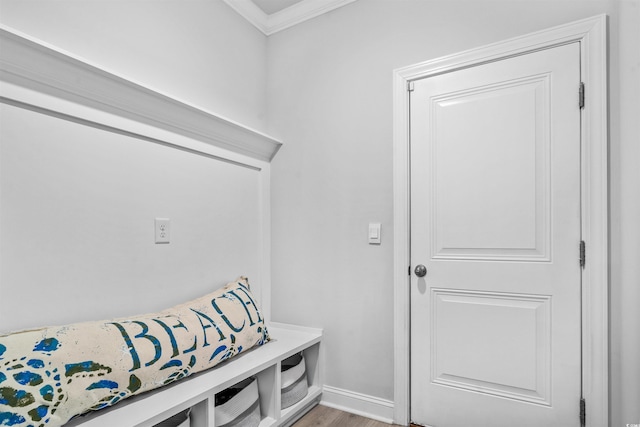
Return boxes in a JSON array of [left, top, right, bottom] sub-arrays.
[[392, 15, 608, 427], [410, 42, 580, 426]]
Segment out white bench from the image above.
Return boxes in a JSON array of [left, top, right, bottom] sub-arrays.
[[65, 323, 322, 427]]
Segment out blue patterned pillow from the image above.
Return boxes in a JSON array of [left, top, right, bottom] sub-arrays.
[[0, 277, 269, 427]]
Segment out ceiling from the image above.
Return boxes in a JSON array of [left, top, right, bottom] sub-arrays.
[[251, 0, 304, 15], [222, 0, 357, 35]]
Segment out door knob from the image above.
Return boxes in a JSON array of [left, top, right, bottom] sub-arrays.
[[414, 264, 427, 277]]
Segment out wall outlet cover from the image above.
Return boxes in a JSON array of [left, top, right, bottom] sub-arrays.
[[155, 218, 170, 244]]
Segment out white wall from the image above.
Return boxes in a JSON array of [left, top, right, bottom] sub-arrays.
[[610, 1, 640, 425], [267, 0, 640, 425], [0, 0, 270, 332], [0, 103, 263, 332], [0, 0, 268, 132]]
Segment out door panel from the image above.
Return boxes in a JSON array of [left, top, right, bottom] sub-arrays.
[[410, 43, 581, 427], [431, 289, 551, 405], [432, 76, 550, 261]]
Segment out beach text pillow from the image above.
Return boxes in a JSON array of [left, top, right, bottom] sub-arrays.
[[0, 277, 269, 427]]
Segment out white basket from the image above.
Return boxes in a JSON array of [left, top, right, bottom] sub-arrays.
[[281, 353, 308, 409], [215, 377, 261, 427], [153, 409, 190, 427]]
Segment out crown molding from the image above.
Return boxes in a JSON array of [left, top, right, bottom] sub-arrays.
[[0, 25, 282, 162], [224, 0, 270, 34], [223, 0, 358, 35]]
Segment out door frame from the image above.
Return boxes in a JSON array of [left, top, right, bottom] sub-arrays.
[[392, 15, 608, 426]]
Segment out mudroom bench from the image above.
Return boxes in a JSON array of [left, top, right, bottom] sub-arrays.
[[64, 323, 322, 427]]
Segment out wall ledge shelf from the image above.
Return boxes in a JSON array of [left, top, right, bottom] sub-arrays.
[[63, 323, 322, 427], [0, 25, 282, 162]]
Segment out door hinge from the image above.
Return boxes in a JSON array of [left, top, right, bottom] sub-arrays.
[[579, 240, 586, 268], [408, 81, 415, 92], [408, 265, 411, 276], [579, 82, 585, 109], [580, 398, 586, 426]]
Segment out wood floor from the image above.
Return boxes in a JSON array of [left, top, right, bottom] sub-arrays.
[[292, 405, 399, 427]]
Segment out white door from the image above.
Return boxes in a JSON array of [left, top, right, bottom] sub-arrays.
[[410, 42, 582, 427]]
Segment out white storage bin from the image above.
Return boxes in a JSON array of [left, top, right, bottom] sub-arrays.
[[215, 377, 261, 427], [153, 408, 190, 427], [280, 352, 308, 409]]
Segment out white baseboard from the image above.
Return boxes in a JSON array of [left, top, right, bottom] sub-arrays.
[[320, 385, 395, 424]]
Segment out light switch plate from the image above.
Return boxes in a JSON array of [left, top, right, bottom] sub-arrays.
[[368, 222, 381, 245]]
